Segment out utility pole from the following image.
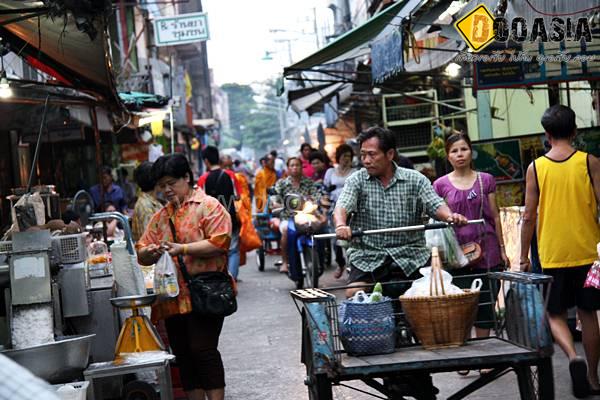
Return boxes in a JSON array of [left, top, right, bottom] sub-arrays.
[[312, 8, 320, 49], [274, 38, 295, 65]]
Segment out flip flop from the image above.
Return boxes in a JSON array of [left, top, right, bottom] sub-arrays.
[[457, 370, 470, 376], [569, 357, 590, 399]]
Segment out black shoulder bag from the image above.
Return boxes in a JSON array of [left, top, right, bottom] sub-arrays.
[[168, 218, 237, 317]]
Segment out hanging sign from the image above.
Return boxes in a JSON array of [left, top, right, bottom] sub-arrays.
[[153, 12, 210, 47], [469, 40, 600, 91]]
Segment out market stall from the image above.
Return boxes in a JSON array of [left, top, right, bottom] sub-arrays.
[[0, 202, 173, 399]]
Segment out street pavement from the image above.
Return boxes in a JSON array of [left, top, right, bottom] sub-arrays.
[[220, 251, 587, 399]]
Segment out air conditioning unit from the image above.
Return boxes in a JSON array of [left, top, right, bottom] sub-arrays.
[[382, 89, 438, 151]]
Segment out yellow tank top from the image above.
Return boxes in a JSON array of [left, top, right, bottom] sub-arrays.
[[535, 151, 600, 268]]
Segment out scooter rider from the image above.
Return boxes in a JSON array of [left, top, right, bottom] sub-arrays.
[[334, 127, 468, 298], [271, 157, 321, 274]]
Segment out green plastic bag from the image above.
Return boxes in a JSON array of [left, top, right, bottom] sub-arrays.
[[425, 220, 468, 269]]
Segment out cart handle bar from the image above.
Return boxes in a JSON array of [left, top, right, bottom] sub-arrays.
[[312, 219, 485, 240]]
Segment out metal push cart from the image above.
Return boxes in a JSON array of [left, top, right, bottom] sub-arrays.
[[253, 196, 281, 271], [292, 222, 555, 399]]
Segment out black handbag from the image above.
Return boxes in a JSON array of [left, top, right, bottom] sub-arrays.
[[168, 219, 237, 317]]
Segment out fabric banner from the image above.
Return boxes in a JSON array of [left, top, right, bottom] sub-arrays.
[[371, 29, 404, 83]]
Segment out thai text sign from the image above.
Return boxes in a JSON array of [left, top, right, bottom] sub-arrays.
[[154, 12, 209, 47]]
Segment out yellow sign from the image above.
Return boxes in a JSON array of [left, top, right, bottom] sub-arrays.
[[454, 4, 495, 52]]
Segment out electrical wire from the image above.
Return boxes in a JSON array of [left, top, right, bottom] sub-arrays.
[[523, 0, 600, 17]]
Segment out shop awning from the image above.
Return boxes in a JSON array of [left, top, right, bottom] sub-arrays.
[[288, 82, 348, 114], [0, 1, 125, 114], [283, 0, 422, 75], [193, 118, 219, 128]]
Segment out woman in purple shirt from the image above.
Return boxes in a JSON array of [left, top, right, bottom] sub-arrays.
[[433, 132, 508, 366]]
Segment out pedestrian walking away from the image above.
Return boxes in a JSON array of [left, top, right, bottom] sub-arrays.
[[198, 146, 242, 281], [520, 105, 600, 398]]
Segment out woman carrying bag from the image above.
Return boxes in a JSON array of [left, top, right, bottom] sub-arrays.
[[136, 153, 232, 400], [433, 132, 509, 350]]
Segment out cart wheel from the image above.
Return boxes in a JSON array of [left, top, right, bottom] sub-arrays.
[[515, 357, 554, 400], [257, 246, 265, 271], [515, 358, 554, 399], [122, 380, 158, 400], [302, 314, 333, 400]]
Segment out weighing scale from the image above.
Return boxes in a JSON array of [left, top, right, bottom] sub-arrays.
[[109, 294, 165, 357]]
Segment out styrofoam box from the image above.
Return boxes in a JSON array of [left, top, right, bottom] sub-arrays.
[[52, 381, 89, 400]]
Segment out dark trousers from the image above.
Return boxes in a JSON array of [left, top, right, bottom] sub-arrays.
[[165, 313, 225, 391], [334, 245, 346, 268]]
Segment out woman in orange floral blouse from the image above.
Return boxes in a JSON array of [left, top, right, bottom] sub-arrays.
[[137, 153, 232, 400]]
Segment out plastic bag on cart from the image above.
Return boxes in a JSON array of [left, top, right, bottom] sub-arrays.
[[154, 253, 179, 299], [403, 267, 470, 297], [505, 282, 552, 350], [425, 221, 468, 269]]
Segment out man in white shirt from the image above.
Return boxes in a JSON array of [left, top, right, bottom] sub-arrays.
[[270, 150, 286, 178]]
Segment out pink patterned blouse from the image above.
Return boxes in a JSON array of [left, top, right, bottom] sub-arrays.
[[137, 188, 232, 322]]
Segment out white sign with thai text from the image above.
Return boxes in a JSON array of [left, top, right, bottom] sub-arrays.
[[153, 12, 209, 47]]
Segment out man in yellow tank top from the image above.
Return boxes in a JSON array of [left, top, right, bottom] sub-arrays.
[[521, 105, 600, 398]]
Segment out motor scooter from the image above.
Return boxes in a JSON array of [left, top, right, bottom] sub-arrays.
[[274, 194, 325, 289]]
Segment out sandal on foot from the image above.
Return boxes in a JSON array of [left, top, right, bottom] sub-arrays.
[[569, 357, 590, 399], [457, 370, 470, 376]]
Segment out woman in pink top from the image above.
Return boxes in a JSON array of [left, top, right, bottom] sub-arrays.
[[300, 143, 315, 178], [433, 133, 508, 374]]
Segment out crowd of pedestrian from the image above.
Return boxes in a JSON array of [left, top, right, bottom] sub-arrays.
[[63, 104, 598, 400]]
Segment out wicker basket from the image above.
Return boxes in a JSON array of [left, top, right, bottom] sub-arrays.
[[400, 251, 480, 349]]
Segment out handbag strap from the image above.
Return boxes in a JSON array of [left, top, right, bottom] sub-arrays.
[[476, 172, 490, 267], [477, 172, 484, 221], [168, 218, 193, 283]]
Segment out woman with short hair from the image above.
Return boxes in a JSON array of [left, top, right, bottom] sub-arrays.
[[136, 153, 232, 400], [324, 144, 356, 279]]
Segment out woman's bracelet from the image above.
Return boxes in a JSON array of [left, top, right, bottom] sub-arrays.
[[183, 244, 188, 255]]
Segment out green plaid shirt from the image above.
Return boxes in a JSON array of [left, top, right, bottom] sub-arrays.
[[336, 165, 445, 275], [274, 176, 319, 219]]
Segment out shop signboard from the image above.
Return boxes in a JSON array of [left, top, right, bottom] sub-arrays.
[[22, 124, 84, 143], [471, 40, 600, 90], [472, 138, 524, 183], [153, 12, 209, 47]]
